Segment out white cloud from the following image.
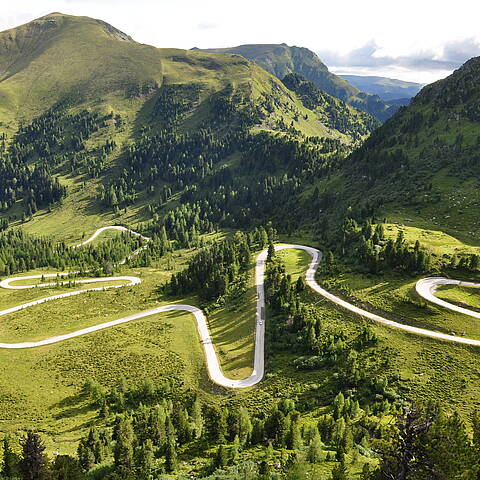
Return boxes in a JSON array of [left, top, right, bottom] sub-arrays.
[[0, 0, 479, 83], [319, 38, 480, 83]]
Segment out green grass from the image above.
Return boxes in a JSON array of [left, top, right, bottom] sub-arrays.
[[207, 262, 257, 380], [436, 284, 480, 310], [277, 248, 311, 282], [0, 246, 210, 452], [385, 170, 480, 247], [0, 244, 314, 454], [322, 270, 480, 339], [1, 231, 479, 475], [310, 265, 480, 414], [382, 222, 480, 256]]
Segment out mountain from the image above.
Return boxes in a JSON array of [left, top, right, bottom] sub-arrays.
[[340, 75, 424, 102], [335, 56, 480, 239], [198, 43, 397, 121], [0, 14, 379, 140], [0, 13, 378, 238], [281, 73, 379, 136]]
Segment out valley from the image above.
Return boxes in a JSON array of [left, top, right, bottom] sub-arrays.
[[0, 9, 478, 480]]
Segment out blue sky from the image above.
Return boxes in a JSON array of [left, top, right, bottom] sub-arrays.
[[1, 0, 479, 83]]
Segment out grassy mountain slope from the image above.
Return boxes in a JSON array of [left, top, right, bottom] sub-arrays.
[[0, 13, 162, 126], [0, 14, 373, 139], [199, 43, 397, 121], [282, 73, 380, 137], [0, 13, 380, 240], [340, 56, 480, 241], [340, 75, 423, 102]]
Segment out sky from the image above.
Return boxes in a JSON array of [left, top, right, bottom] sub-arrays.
[[1, 0, 480, 84]]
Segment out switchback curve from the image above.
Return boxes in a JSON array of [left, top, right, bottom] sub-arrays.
[[0, 230, 478, 391]]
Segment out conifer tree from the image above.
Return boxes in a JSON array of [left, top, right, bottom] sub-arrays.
[[113, 415, 134, 477], [20, 432, 48, 480], [2, 436, 20, 478], [307, 431, 323, 463], [136, 439, 154, 479], [164, 441, 177, 473]]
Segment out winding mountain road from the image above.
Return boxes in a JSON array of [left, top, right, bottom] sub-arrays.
[[0, 228, 478, 389]]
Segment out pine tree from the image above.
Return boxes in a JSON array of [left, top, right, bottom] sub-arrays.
[[191, 398, 204, 439], [113, 415, 134, 477], [286, 417, 303, 450], [331, 460, 348, 480], [267, 243, 276, 262], [238, 407, 253, 446], [77, 439, 95, 471], [2, 436, 20, 478], [257, 227, 268, 248], [205, 405, 227, 443], [136, 439, 154, 479], [295, 275, 306, 292], [420, 411, 477, 479], [333, 393, 345, 419], [307, 431, 323, 463], [264, 407, 288, 447], [52, 455, 83, 480], [285, 453, 308, 480], [332, 418, 346, 447], [164, 441, 177, 473], [231, 436, 240, 464], [20, 432, 47, 480], [175, 408, 192, 445], [212, 444, 228, 470]]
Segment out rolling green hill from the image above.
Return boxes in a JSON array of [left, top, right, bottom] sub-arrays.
[[199, 43, 398, 121], [0, 14, 377, 139]]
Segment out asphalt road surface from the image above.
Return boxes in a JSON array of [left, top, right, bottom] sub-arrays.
[[0, 229, 478, 390]]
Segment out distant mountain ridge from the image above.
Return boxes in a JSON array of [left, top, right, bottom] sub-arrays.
[[340, 75, 424, 102], [198, 43, 398, 121]]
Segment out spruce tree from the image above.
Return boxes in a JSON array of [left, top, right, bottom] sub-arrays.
[[267, 243, 276, 262], [2, 436, 20, 478], [212, 444, 228, 470], [286, 417, 303, 450], [307, 431, 323, 463], [20, 432, 48, 480], [113, 415, 134, 478], [136, 439, 154, 479], [331, 460, 348, 480], [52, 455, 83, 480], [164, 441, 177, 473]]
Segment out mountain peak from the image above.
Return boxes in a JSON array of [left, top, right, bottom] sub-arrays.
[[2, 12, 135, 44]]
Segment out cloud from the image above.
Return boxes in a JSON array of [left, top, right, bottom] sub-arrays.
[[318, 38, 480, 72]]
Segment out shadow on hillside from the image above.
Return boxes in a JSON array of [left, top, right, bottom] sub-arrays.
[[49, 391, 93, 420]]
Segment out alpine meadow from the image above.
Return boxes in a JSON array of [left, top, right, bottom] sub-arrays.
[[0, 6, 478, 480]]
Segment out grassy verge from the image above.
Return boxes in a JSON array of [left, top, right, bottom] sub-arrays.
[[436, 284, 480, 310]]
